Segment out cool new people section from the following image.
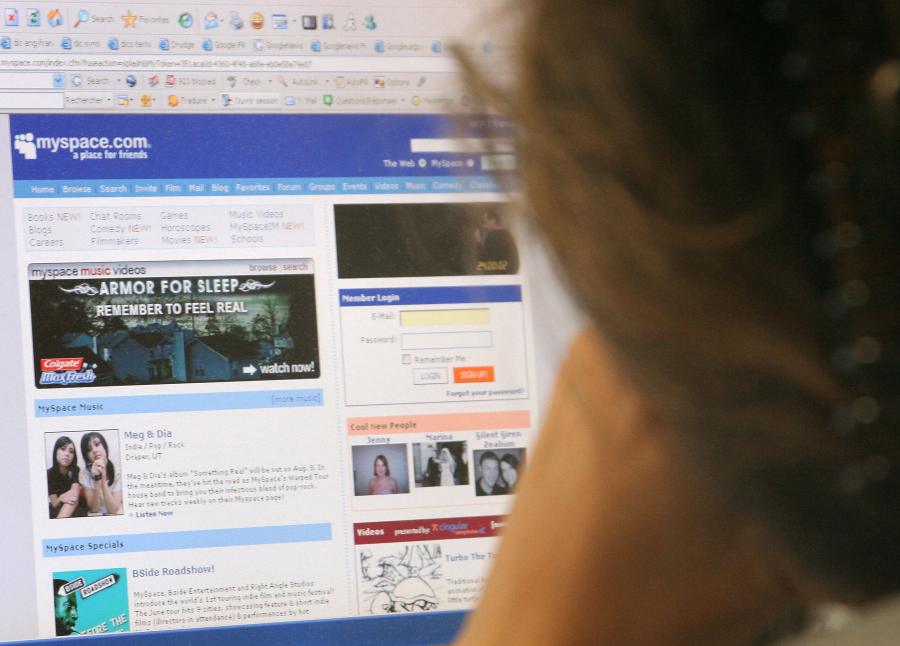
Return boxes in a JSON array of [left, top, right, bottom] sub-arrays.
[[12, 113, 537, 638]]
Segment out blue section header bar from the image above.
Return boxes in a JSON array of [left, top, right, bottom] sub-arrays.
[[34, 389, 324, 418], [339, 285, 522, 306], [9, 114, 513, 181], [43, 523, 332, 557], [14, 175, 501, 198]]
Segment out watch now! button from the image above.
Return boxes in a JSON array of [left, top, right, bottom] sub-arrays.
[[453, 366, 495, 383]]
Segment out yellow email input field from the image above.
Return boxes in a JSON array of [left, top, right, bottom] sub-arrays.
[[399, 309, 490, 327]]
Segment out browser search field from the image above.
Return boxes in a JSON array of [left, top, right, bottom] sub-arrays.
[[0, 92, 64, 109], [410, 138, 514, 153]]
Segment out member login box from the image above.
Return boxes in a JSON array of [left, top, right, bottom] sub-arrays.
[[339, 286, 528, 406]]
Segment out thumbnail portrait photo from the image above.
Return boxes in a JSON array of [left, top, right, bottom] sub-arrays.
[[45, 430, 124, 518], [53, 568, 130, 636], [473, 448, 525, 497], [412, 441, 469, 487], [351, 444, 410, 496]]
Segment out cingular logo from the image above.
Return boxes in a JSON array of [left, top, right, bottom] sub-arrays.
[[13, 132, 151, 161]]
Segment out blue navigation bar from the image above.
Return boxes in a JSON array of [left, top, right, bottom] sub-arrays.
[[15, 175, 502, 198], [34, 389, 324, 418], [339, 285, 522, 307], [43, 523, 332, 557], [10, 114, 515, 181]]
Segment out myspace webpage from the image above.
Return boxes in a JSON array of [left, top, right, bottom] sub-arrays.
[[11, 113, 534, 640]]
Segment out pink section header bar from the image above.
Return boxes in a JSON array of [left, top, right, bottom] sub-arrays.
[[347, 410, 531, 436]]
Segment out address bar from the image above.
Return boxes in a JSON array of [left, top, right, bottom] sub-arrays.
[[0, 54, 459, 73], [0, 72, 61, 89]]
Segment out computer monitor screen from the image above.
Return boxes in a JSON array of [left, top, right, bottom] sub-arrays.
[[0, 3, 548, 644]]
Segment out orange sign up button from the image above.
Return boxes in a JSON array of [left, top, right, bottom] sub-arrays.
[[453, 366, 495, 383]]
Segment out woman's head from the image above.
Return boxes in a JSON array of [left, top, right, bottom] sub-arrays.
[[51, 436, 77, 473], [81, 432, 115, 485], [468, 0, 900, 600], [439, 447, 456, 471], [81, 432, 108, 463], [373, 454, 390, 477], [500, 454, 519, 487]]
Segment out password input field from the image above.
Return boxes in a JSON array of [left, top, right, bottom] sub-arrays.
[[400, 309, 490, 327], [401, 331, 493, 351]]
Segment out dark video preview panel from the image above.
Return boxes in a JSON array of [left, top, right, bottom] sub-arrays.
[[334, 203, 518, 279], [29, 260, 320, 388]]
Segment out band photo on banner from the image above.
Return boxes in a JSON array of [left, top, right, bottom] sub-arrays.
[[28, 259, 319, 388]]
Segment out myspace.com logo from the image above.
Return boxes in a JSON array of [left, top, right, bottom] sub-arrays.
[[14, 133, 37, 159], [13, 132, 151, 161]]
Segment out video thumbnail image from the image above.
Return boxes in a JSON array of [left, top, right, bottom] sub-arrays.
[[52, 568, 129, 636], [359, 544, 442, 614], [335, 202, 518, 278], [29, 260, 319, 388]]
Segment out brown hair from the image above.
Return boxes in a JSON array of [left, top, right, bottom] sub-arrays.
[[465, 1, 900, 598]]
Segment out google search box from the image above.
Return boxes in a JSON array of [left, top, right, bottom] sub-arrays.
[[0, 92, 63, 109], [410, 138, 514, 153]]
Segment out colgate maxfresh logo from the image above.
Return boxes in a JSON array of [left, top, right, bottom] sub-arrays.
[[40, 357, 84, 371], [14, 132, 151, 160], [39, 356, 97, 385]]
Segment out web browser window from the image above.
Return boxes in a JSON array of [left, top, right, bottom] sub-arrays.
[[0, 3, 536, 644]]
